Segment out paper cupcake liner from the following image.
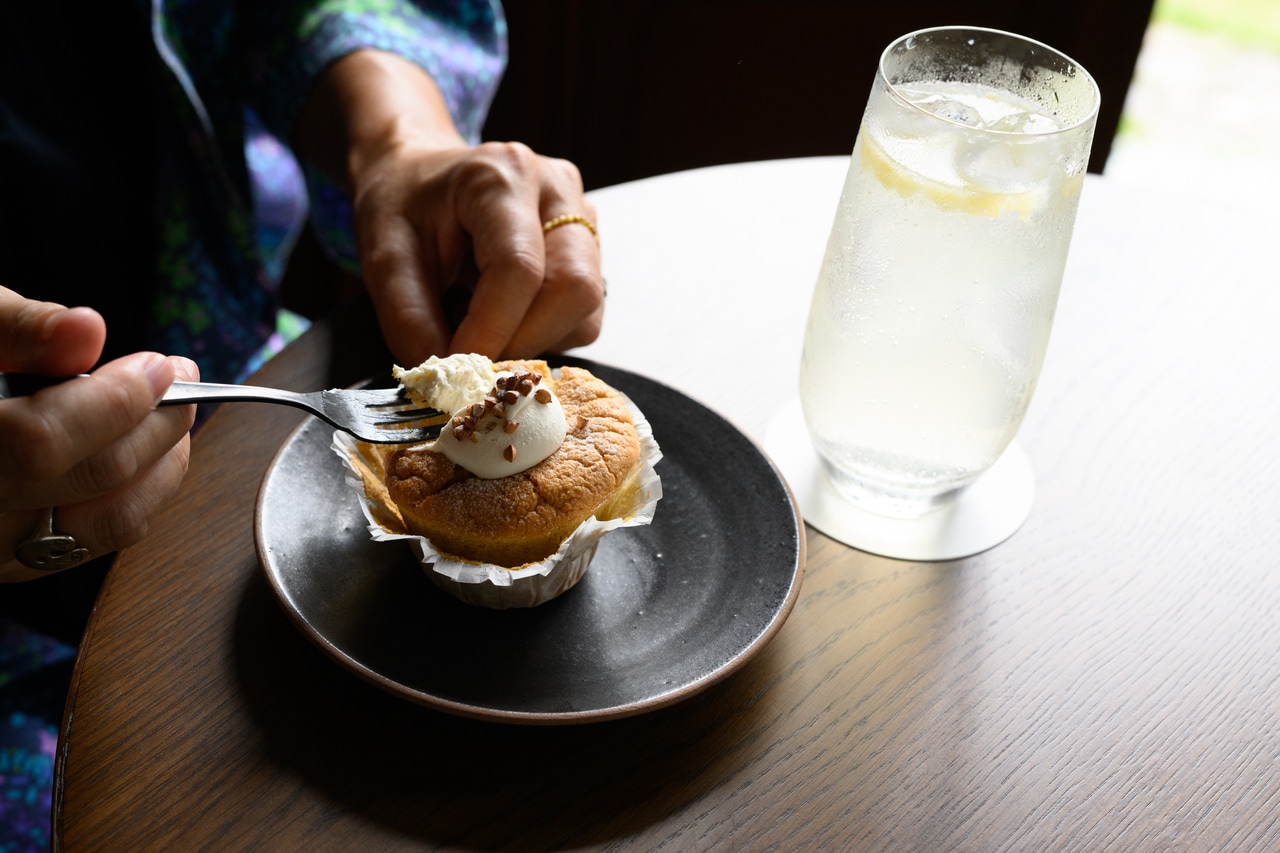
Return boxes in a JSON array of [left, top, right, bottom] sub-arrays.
[[333, 396, 662, 609]]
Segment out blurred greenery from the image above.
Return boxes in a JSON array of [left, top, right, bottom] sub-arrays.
[[1154, 0, 1280, 52]]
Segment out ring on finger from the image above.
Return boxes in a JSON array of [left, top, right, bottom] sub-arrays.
[[15, 507, 90, 571], [542, 214, 598, 241]]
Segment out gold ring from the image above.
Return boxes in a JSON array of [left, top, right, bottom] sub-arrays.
[[542, 214, 598, 240]]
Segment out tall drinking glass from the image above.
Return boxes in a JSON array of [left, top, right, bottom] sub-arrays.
[[799, 26, 1099, 521]]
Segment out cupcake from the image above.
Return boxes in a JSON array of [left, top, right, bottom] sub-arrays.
[[335, 354, 662, 608]]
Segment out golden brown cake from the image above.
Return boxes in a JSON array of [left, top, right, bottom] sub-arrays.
[[381, 361, 643, 567]]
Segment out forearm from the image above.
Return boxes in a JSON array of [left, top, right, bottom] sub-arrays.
[[295, 49, 468, 194]]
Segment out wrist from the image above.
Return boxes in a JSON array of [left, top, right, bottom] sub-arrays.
[[298, 49, 467, 194]]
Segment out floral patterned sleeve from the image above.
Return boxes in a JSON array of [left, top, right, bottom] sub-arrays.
[[243, 0, 509, 270]]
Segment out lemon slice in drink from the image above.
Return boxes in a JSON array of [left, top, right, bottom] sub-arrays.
[[860, 132, 1048, 220]]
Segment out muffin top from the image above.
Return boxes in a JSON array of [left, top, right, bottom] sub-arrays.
[[381, 362, 642, 564]]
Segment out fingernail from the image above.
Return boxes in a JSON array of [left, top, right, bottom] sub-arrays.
[[172, 356, 200, 383], [144, 354, 174, 402]]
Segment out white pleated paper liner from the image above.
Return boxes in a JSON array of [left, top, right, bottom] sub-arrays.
[[333, 397, 662, 609]]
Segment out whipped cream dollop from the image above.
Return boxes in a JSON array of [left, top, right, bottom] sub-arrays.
[[394, 353, 497, 415], [392, 354, 567, 479]]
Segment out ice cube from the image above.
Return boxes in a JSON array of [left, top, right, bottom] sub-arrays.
[[901, 91, 980, 127], [956, 135, 1057, 195], [987, 110, 1063, 135]]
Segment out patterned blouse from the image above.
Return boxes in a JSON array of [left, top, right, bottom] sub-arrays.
[[152, 0, 508, 383], [0, 3, 505, 850]]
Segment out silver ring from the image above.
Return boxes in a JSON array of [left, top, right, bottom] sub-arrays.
[[15, 507, 90, 571]]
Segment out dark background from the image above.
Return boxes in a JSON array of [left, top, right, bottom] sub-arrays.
[[483, 1, 1157, 188]]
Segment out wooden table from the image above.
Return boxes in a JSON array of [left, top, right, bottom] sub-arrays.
[[55, 158, 1280, 851]]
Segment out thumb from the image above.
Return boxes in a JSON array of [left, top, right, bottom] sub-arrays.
[[0, 286, 106, 375]]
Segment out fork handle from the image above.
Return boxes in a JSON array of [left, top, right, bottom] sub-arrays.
[[0, 373, 88, 398], [0, 374, 308, 408], [158, 381, 308, 406]]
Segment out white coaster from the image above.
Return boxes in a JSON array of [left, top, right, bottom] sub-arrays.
[[763, 398, 1035, 561]]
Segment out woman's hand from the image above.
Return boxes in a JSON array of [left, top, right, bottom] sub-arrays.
[[0, 288, 198, 581], [299, 50, 605, 366]]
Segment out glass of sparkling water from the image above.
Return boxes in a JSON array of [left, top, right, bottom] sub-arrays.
[[800, 26, 1099, 519]]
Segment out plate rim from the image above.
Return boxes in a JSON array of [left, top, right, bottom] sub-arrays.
[[254, 358, 806, 725]]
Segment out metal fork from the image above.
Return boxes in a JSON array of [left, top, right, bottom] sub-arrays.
[[0, 375, 449, 444]]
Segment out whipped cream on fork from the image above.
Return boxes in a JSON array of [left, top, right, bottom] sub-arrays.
[[392, 354, 568, 478]]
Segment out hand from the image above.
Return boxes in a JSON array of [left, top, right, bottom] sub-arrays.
[[0, 287, 199, 581], [299, 50, 605, 366], [354, 139, 604, 363]]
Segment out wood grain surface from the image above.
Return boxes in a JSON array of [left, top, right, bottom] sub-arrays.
[[54, 163, 1280, 852]]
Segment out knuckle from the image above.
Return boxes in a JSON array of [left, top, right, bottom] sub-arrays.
[[0, 409, 74, 480], [94, 496, 152, 552], [570, 315, 604, 348], [477, 139, 536, 166], [86, 444, 189, 553], [559, 309, 604, 350], [72, 441, 144, 495], [454, 141, 536, 191], [547, 156, 586, 194], [547, 253, 604, 300], [500, 246, 546, 291], [358, 239, 399, 283]]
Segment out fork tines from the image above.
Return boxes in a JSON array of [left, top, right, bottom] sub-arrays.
[[363, 387, 449, 433], [351, 386, 417, 407]]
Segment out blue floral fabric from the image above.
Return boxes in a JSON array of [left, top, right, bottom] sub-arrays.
[[0, 3, 506, 849], [0, 624, 74, 853], [151, 0, 507, 383]]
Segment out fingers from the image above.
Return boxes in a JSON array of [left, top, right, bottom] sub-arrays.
[[57, 428, 193, 560], [446, 143, 548, 357], [352, 141, 607, 363], [447, 146, 606, 359], [359, 207, 454, 365], [0, 286, 106, 374], [0, 432, 192, 582], [500, 196, 605, 357], [0, 353, 198, 509], [1, 352, 198, 579], [1, 353, 172, 506]]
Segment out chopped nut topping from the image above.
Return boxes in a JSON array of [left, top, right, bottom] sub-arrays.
[[575, 414, 589, 431], [435, 366, 560, 458]]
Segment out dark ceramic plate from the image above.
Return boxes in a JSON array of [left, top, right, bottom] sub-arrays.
[[255, 359, 804, 724]]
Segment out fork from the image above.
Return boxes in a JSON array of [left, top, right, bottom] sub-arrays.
[[0, 375, 449, 444]]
